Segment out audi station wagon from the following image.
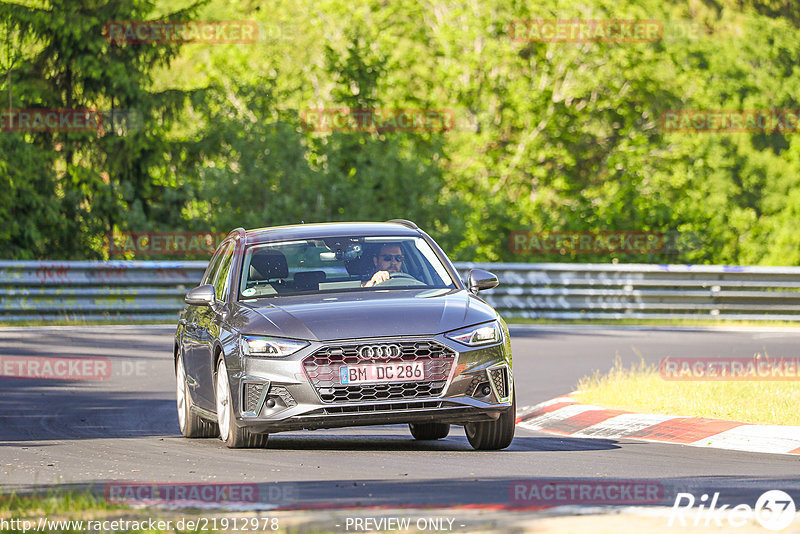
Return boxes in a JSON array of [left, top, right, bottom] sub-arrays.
[[174, 220, 515, 449]]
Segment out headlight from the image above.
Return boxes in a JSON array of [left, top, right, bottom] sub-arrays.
[[240, 335, 308, 358], [445, 321, 501, 346]]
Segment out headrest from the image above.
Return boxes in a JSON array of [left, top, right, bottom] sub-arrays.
[[345, 243, 384, 276], [249, 249, 289, 280], [294, 270, 326, 290], [345, 255, 370, 276]]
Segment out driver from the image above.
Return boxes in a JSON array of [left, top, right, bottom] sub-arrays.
[[363, 244, 407, 287]]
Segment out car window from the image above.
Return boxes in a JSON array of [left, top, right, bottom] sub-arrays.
[[201, 241, 228, 286], [238, 235, 456, 299], [213, 241, 235, 301]]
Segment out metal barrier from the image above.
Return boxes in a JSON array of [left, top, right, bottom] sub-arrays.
[[0, 261, 206, 322], [459, 262, 800, 321], [2, 261, 800, 322]]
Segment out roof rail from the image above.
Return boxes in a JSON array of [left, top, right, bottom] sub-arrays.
[[385, 219, 419, 229]]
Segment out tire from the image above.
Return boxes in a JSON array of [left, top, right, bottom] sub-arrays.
[[176, 352, 218, 438], [215, 357, 269, 449], [465, 387, 516, 451], [409, 422, 450, 440]]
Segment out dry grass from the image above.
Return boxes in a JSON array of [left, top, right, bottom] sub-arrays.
[[574, 356, 800, 426]]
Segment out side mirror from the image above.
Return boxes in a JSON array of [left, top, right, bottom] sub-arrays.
[[467, 269, 499, 294], [185, 284, 216, 306]]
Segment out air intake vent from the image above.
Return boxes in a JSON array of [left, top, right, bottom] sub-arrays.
[[487, 366, 509, 399], [244, 383, 266, 413], [269, 385, 297, 408]]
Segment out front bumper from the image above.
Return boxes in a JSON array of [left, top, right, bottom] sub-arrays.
[[225, 334, 513, 433]]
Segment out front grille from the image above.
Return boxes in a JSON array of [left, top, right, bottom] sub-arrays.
[[302, 401, 468, 416], [244, 383, 266, 413], [322, 401, 442, 415], [318, 381, 446, 403], [488, 366, 508, 399], [303, 340, 456, 403]]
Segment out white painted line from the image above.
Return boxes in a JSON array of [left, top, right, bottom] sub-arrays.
[[691, 425, 800, 455], [516, 405, 534, 416], [526, 396, 577, 410], [573, 413, 680, 438], [518, 397, 800, 456], [517, 404, 604, 431]]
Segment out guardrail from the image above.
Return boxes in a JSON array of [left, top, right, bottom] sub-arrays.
[[459, 263, 800, 321], [1, 261, 800, 322], [0, 261, 206, 322]]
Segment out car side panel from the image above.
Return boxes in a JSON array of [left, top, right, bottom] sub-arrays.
[[191, 306, 220, 409]]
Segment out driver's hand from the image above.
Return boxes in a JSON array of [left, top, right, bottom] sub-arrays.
[[363, 271, 390, 287]]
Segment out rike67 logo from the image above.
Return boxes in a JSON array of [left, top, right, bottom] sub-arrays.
[[669, 490, 796, 531]]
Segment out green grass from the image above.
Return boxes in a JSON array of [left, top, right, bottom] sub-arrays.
[[0, 491, 130, 533], [574, 357, 800, 426], [0, 491, 120, 515], [0, 492, 239, 533], [0, 491, 326, 533]]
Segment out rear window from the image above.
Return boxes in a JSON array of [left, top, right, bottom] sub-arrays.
[[238, 236, 455, 299]]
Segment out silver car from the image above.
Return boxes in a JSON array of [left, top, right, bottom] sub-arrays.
[[174, 220, 515, 450]]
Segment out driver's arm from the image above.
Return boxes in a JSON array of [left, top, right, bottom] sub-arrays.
[[362, 270, 390, 287]]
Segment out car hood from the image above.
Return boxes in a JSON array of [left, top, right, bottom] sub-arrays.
[[239, 289, 497, 341]]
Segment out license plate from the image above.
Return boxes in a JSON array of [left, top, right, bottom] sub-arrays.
[[339, 362, 425, 384]]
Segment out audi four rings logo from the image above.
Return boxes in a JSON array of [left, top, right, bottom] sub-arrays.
[[358, 344, 402, 359]]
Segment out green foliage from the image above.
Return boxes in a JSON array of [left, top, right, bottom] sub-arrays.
[[2, 0, 800, 264], [0, 0, 203, 258]]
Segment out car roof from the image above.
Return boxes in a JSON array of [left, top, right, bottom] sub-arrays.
[[241, 222, 422, 245]]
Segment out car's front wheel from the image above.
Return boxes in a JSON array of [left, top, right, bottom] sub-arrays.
[[176, 351, 218, 438], [464, 387, 516, 451], [409, 422, 450, 440], [215, 357, 269, 449]]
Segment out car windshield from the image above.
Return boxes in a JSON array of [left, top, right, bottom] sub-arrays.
[[238, 235, 456, 299]]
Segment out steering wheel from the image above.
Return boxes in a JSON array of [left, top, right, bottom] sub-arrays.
[[375, 271, 426, 287]]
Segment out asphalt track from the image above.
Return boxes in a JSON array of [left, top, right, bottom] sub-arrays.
[[0, 325, 799, 512]]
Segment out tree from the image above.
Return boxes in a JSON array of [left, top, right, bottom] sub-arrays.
[[0, 0, 205, 258]]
